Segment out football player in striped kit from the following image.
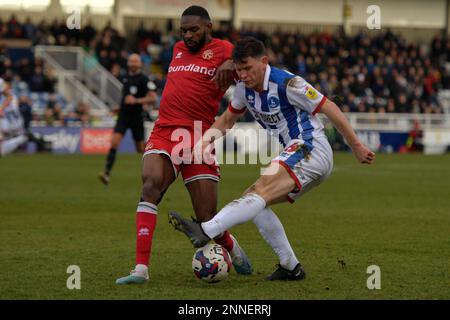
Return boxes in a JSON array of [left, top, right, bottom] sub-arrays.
[[0, 78, 29, 157], [169, 37, 375, 280], [0, 78, 50, 157]]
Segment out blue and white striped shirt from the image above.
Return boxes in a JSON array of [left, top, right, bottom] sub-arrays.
[[0, 94, 23, 136], [229, 65, 327, 150]]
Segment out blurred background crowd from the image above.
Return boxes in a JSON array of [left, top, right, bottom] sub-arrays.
[[1, 15, 450, 127]]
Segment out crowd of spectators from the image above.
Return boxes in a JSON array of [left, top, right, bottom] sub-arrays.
[[240, 27, 449, 114], [41, 94, 91, 126], [140, 23, 450, 115], [0, 46, 56, 92], [1, 15, 450, 127], [10, 92, 92, 127]]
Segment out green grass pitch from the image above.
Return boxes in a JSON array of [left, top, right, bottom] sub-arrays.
[[0, 152, 449, 299]]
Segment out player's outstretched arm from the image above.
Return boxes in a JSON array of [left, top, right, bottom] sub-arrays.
[[320, 99, 375, 164]]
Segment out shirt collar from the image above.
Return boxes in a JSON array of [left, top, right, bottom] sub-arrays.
[[262, 64, 271, 91]]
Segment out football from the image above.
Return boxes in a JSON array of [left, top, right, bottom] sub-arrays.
[[192, 243, 232, 283]]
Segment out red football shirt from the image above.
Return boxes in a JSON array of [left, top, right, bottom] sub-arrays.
[[156, 38, 234, 130]]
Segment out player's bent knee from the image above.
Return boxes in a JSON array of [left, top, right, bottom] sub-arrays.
[[247, 183, 271, 203], [251, 176, 295, 205], [141, 177, 165, 204]]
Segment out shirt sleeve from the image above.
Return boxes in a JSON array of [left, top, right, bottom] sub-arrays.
[[286, 76, 327, 115], [228, 83, 247, 114]]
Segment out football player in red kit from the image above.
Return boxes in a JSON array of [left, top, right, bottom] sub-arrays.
[[116, 5, 253, 284]]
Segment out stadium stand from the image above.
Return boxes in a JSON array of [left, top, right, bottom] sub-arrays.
[[1, 15, 450, 130]]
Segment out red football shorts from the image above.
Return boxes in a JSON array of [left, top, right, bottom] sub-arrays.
[[143, 124, 220, 184]]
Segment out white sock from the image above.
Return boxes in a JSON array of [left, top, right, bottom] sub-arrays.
[[0, 135, 27, 156], [253, 207, 299, 271], [135, 264, 148, 277], [202, 193, 266, 239]]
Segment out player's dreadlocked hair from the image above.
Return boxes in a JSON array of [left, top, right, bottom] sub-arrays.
[[232, 37, 266, 63], [182, 5, 211, 21]]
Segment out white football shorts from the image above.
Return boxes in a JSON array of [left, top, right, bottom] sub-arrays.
[[272, 137, 333, 203]]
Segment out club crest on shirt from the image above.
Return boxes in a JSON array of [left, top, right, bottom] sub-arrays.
[[268, 96, 280, 108], [130, 86, 137, 95], [202, 49, 214, 60]]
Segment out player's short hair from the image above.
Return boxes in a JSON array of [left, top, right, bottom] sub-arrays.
[[182, 5, 211, 21], [232, 37, 266, 63]]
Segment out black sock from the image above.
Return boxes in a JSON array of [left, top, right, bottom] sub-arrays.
[[105, 148, 117, 176]]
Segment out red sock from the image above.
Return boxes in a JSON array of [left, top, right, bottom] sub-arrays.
[[135, 202, 158, 266], [214, 231, 234, 253]]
